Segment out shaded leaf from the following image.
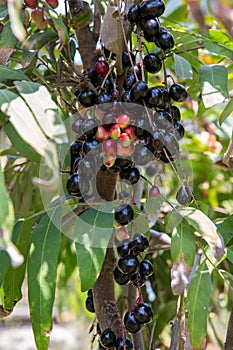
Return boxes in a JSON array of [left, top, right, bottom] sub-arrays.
[[217, 215, 233, 245], [51, 17, 69, 51], [187, 262, 211, 348], [145, 196, 164, 223], [28, 206, 61, 350], [0, 21, 18, 48], [219, 99, 233, 125], [0, 48, 14, 65], [0, 250, 11, 286], [0, 66, 29, 82], [173, 53, 193, 79], [199, 65, 229, 108], [24, 29, 58, 50]]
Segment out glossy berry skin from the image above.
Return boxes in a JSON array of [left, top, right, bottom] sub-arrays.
[[81, 118, 98, 138], [176, 184, 193, 205], [115, 204, 134, 226], [149, 185, 160, 199], [128, 4, 141, 23], [70, 140, 83, 155], [118, 255, 139, 274], [134, 303, 153, 324], [122, 51, 135, 67], [143, 18, 160, 42], [66, 173, 81, 196], [114, 266, 131, 285], [147, 130, 164, 155], [95, 60, 109, 77], [79, 158, 95, 180], [100, 328, 116, 348], [171, 105, 181, 122], [158, 88, 170, 109], [114, 158, 132, 170], [139, 259, 154, 277], [85, 296, 95, 313], [95, 92, 113, 109], [120, 167, 140, 185], [124, 74, 136, 91], [130, 80, 149, 102], [132, 233, 149, 252], [154, 110, 172, 130], [143, 53, 162, 74], [133, 144, 153, 166], [157, 28, 175, 50], [145, 87, 162, 108], [78, 90, 96, 107], [134, 117, 151, 140], [140, 0, 165, 18], [24, 0, 38, 9], [124, 311, 142, 333], [82, 138, 99, 156], [116, 238, 132, 256], [169, 83, 188, 102], [164, 132, 179, 156], [174, 122, 185, 140], [114, 336, 133, 350], [127, 65, 142, 80], [130, 271, 146, 287]]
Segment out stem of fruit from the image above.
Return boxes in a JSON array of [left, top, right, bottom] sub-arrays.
[[136, 26, 145, 82]]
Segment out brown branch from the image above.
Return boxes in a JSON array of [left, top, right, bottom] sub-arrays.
[[208, 0, 233, 38], [93, 0, 101, 42], [225, 306, 233, 350], [188, 0, 208, 34], [223, 130, 233, 168]]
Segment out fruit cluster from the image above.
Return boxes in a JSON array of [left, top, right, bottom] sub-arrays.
[[23, 0, 58, 30]]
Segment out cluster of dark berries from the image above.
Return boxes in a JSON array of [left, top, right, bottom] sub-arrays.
[[114, 232, 153, 288], [99, 328, 133, 350], [124, 301, 153, 333]]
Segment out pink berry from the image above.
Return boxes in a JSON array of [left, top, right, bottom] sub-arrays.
[[95, 60, 109, 77], [124, 125, 137, 141], [117, 114, 131, 129], [102, 139, 117, 156], [119, 133, 131, 147], [95, 125, 109, 141], [117, 142, 135, 157], [109, 124, 121, 140], [149, 186, 160, 199]]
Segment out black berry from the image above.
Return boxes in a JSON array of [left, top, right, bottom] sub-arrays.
[[176, 184, 193, 205], [114, 336, 133, 350], [78, 90, 96, 107], [169, 83, 188, 102], [118, 255, 139, 274], [124, 311, 141, 333], [130, 81, 149, 102], [120, 167, 140, 185], [143, 53, 162, 74], [114, 266, 131, 285], [134, 303, 153, 324], [140, 0, 165, 18], [139, 259, 154, 277], [115, 204, 134, 226], [132, 233, 149, 252], [100, 328, 116, 348], [66, 173, 81, 196]]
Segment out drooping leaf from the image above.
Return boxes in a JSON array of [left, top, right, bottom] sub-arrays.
[[50, 17, 69, 51], [3, 218, 32, 310], [199, 65, 229, 108], [177, 207, 225, 261], [219, 99, 233, 125], [171, 223, 196, 295], [217, 215, 233, 245], [187, 262, 211, 348], [28, 206, 61, 350], [173, 53, 193, 79]]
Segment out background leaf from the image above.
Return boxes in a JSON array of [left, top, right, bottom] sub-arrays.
[[219, 99, 233, 125], [187, 262, 211, 348], [217, 215, 233, 246], [199, 65, 228, 108], [28, 207, 61, 350], [173, 53, 193, 79]]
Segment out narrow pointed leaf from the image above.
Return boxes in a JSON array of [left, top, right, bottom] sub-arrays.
[[187, 262, 211, 348], [28, 207, 61, 350], [219, 99, 233, 125], [0, 251, 11, 286], [217, 215, 233, 245]]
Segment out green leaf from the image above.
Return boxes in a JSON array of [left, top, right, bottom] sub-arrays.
[[3, 218, 32, 309], [225, 248, 233, 265], [0, 66, 29, 82], [0, 3, 8, 17], [173, 53, 193, 79], [209, 29, 233, 48], [205, 41, 233, 59], [50, 17, 69, 50], [28, 207, 61, 350], [0, 250, 11, 286], [4, 121, 41, 162], [219, 99, 233, 125], [75, 243, 105, 292], [0, 21, 18, 48], [187, 262, 211, 348], [24, 29, 58, 50], [171, 223, 196, 267], [74, 203, 114, 248], [199, 65, 229, 108], [217, 215, 233, 245], [145, 196, 164, 222], [177, 207, 225, 261]]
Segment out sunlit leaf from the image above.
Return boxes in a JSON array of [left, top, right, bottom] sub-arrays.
[[51, 17, 69, 51], [28, 206, 61, 350]]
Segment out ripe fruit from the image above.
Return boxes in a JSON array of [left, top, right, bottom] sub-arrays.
[[100, 328, 116, 348], [143, 18, 160, 42], [132, 233, 149, 252], [85, 290, 95, 313], [133, 144, 153, 166], [158, 87, 170, 109], [120, 167, 140, 185], [176, 184, 193, 205], [143, 53, 162, 74], [122, 51, 135, 67], [140, 0, 165, 18], [164, 132, 179, 156], [116, 238, 132, 256], [174, 121, 185, 140], [113, 266, 131, 285], [154, 110, 172, 130], [24, 0, 38, 9], [134, 117, 151, 140], [114, 336, 133, 350], [78, 90, 96, 107], [130, 271, 146, 287], [70, 140, 83, 155], [149, 185, 160, 199], [117, 114, 131, 129], [95, 92, 113, 108], [130, 80, 149, 102], [147, 130, 164, 155], [115, 204, 134, 226], [66, 173, 81, 196], [157, 27, 175, 50], [134, 303, 153, 324], [139, 259, 154, 277], [82, 138, 99, 155], [79, 158, 95, 180], [124, 311, 142, 333], [118, 255, 139, 274], [170, 105, 181, 122], [81, 118, 98, 138], [45, 0, 58, 8], [95, 125, 109, 141], [128, 4, 141, 23], [95, 60, 109, 77], [169, 83, 188, 102]]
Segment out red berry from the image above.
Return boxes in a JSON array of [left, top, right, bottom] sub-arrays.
[[119, 133, 131, 147], [45, 0, 59, 8], [149, 186, 160, 198], [103, 154, 116, 168], [95, 125, 109, 141], [95, 60, 109, 77], [124, 125, 137, 141], [117, 142, 135, 157], [117, 113, 131, 129], [102, 139, 117, 156], [24, 0, 38, 9]]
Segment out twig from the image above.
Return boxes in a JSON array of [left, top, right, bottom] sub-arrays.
[[222, 130, 233, 167]]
